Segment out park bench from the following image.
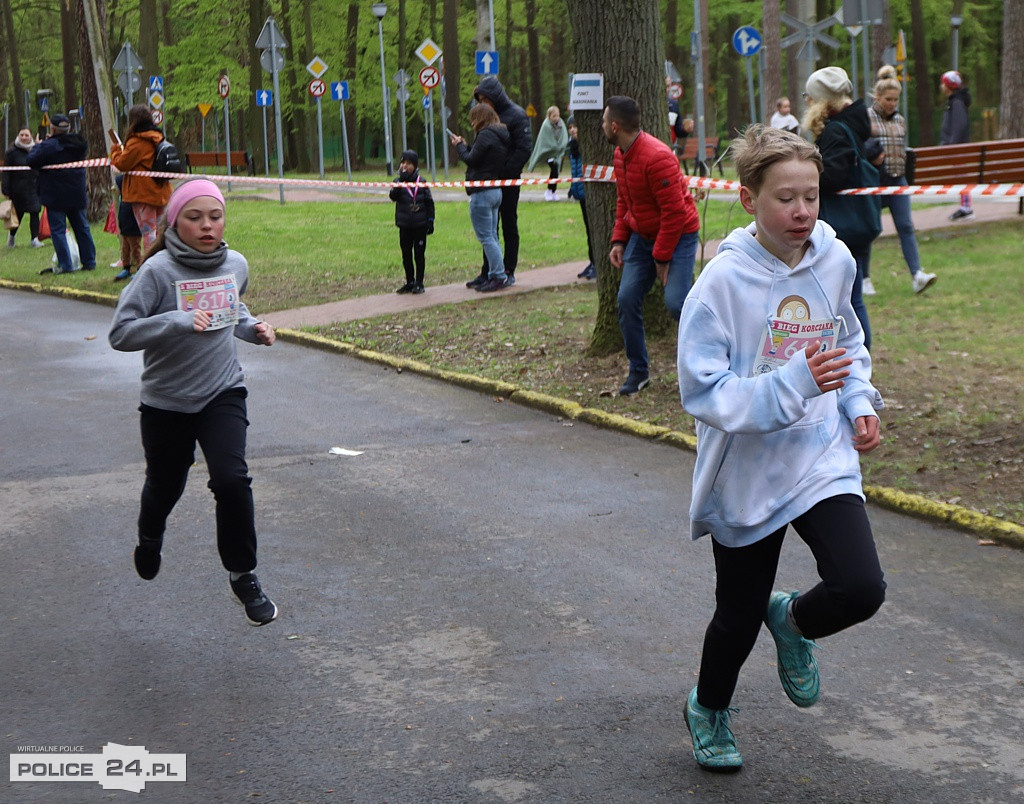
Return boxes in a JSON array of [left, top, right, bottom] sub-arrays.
[[185, 150, 255, 175], [677, 135, 723, 177], [907, 138, 1024, 213]]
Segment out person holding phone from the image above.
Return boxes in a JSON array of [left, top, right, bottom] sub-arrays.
[[109, 105, 173, 279], [451, 103, 512, 292]]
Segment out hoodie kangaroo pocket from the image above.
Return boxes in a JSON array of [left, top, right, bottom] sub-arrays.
[[709, 419, 831, 529]]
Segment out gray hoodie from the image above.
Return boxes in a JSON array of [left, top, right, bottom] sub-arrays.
[[109, 244, 263, 413]]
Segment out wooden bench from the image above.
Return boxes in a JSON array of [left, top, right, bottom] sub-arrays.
[[908, 138, 1024, 213], [676, 136, 722, 177], [185, 150, 255, 175]]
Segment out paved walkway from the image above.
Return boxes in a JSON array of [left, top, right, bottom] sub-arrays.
[[261, 196, 1021, 330]]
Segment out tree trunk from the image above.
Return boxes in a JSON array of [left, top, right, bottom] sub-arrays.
[[442, 0, 461, 149], [664, 0, 680, 71], [247, 0, 266, 171], [999, 0, 1024, 137], [345, 3, 362, 167], [139, 0, 159, 88], [910, 0, 932, 144], [60, 0, 79, 111], [762, 0, 781, 122], [2, 0, 25, 127], [77, 0, 114, 220], [280, 0, 311, 171], [564, 0, 669, 358], [526, 0, 542, 133], [724, 14, 743, 139]]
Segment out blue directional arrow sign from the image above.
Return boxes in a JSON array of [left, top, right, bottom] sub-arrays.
[[256, 89, 273, 107], [422, 95, 431, 110], [149, 75, 164, 92], [732, 26, 762, 57], [331, 81, 349, 101], [475, 50, 499, 75]]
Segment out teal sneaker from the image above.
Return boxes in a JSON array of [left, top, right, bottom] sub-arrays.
[[684, 687, 743, 772], [765, 591, 820, 707]]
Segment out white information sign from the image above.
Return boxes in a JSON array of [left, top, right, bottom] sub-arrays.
[[569, 73, 604, 111]]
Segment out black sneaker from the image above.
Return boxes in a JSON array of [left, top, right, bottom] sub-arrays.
[[229, 573, 279, 626], [411, 283, 425, 294], [476, 276, 510, 292], [133, 541, 161, 580], [618, 372, 651, 396], [577, 263, 596, 279], [396, 282, 415, 294], [466, 273, 488, 289]]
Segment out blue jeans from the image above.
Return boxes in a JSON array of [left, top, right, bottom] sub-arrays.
[[617, 230, 699, 375], [47, 207, 97, 272], [849, 241, 872, 352], [865, 174, 921, 278], [469, 190, 505, 280]]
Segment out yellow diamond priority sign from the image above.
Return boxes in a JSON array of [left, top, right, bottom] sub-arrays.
[[415, 38, 441, 66], [148, 91, 164, 109], [306, 56, 329, 79]]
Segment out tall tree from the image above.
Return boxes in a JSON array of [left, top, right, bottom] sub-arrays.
[[564, 0, 670, 356], [344, 2, 362, 167], [909, 0, 932, 144], [280, 0, 311, 171], [762, 0, 781, 122], [999, 0, 1024, 137], [60, 0, 79, 111], [2, 0, 25, 126], [139, 0, 159, 86], [441, 0, 461, 138], [526, 0, 541, 131], [77, 0, 115, 219]]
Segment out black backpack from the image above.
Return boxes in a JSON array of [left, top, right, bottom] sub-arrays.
[[152, 139, 184, 180]]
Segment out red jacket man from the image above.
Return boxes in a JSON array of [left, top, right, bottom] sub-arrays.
[[604, 95, 700, 395]]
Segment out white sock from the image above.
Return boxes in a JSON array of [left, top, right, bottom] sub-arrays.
[[786, 599, 803, 635]]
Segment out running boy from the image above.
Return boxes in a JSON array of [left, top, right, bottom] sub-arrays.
[[388, 149, 434, 294], [676, 125, 886, 771]]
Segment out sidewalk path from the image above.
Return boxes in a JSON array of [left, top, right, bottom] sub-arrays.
[[261, 196, 1021, 330]]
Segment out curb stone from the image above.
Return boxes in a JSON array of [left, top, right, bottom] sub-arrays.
[[3, 277, 1020, 549]]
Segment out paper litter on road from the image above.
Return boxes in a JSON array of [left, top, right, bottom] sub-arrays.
[[329, 447, 363, 456]]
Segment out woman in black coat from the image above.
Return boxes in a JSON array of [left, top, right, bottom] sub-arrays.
[[450, 103, 512, 292], [2, 128, 43, 248]]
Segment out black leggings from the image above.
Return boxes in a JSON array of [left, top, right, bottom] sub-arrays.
[[399, 226, 428, 285], [697, 494, 886, 710], [547, 157, 560, 192], [137, 388, 258, 573]]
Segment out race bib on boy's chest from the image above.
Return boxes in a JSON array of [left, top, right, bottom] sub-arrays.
[[175, 273, 239, 331], [752, 294, 839, 375]]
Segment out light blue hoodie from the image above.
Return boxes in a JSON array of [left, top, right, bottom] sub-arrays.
[[677, 220, 883, 547]]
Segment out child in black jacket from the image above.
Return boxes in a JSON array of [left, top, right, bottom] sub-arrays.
[[388, 150, 434, 294]]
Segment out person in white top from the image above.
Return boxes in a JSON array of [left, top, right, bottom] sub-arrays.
[[769, 96, 801, 135]]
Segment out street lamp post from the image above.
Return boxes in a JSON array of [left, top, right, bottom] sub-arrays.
[[951, 15, 963, 72], [372, 2, 394, 176]]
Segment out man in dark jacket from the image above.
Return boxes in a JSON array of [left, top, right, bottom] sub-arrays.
[[26, 113, 96, 273], [465, 77, 532, 287], [603, 95, 699, 396]]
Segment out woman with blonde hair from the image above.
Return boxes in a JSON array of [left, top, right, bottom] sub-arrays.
[[803, 66, 883, 349], [527, 105, 569, 200], [867, 66, 937, 294]]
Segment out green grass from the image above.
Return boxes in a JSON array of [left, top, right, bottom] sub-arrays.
[[0, 194, 748, 313]]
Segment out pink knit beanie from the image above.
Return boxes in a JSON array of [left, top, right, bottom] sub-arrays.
[[165, 179, 225, 227]]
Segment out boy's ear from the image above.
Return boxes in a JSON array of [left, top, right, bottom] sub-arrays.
[[739, 186, 757, 216]]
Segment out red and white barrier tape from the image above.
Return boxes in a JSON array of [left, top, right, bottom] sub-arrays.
[[3, 158, 1023, 198]]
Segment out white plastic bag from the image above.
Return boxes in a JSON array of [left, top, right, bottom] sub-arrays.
[[50, 228, 82, 272]]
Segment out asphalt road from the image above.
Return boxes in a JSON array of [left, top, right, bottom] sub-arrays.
[[2, 289, 1022, 803]]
